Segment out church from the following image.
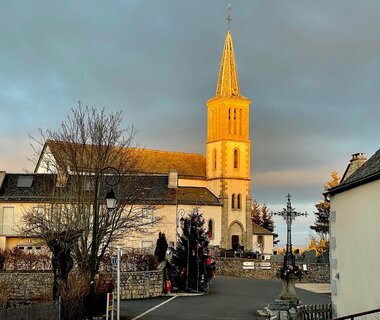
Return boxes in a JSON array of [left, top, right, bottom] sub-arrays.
[[0, 22, 274, 256]]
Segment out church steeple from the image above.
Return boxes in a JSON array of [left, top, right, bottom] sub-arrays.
[[205, 9, 253, 251], [215, 30, 241, 97]]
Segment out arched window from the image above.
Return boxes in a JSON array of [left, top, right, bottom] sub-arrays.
[[239, 109, 242, 135], [237, 194, 241, 209], [233, 149, 239, 169], [228, 108, 231, 134], [212, 148, 217, 171], [233, 108, 237, 134], [208, 220, 214, 239], [231, 194, 235, 209]]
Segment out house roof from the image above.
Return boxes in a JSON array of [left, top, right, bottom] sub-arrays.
[[0, 173, 221, 206], [36, 140, 206, 180], [328, 148, 380, 195], [252, 222, 274, 236], [0, 173, 56, 202]]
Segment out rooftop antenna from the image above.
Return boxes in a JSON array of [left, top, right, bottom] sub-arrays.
[[226, 4, 232, 31]]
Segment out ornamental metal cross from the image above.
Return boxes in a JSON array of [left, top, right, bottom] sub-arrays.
[[271, 194, 307, 268], [226, 4, 232, 31]]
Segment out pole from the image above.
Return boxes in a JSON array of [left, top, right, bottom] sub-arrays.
[[89, 166, 120, 320], [117, 247, 121, 320], [89, 173, 101, 319]]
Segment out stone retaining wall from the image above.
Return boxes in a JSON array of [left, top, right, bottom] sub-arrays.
[[215, 258, 330, 283], [0, 272, 53, 301], [101, 270, 163, 299], [0, 270, 163, 302]]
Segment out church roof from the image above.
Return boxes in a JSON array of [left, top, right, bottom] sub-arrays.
[[328, 148, 380, 195], [133, 149, 206, 179], [36, 141, 206, 180], [252, 222, 274, 236], [212, 31, 248, 100]]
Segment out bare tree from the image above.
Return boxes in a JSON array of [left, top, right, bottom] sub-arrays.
[[23, 105, 163, 286]]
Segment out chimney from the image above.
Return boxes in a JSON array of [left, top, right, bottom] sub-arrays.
[[168, 170, 178, 189], [56, 168, 68, 187], [341, 153, 367, 182]]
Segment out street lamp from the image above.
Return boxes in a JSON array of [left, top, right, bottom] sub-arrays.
[[180, 216, 185, 229], [105, 189, 117, 210], [89, 166, 120, 318]]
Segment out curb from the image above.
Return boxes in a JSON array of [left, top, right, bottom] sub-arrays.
[[164, 292, 205, 297]]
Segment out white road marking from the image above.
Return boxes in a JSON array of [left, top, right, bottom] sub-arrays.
[[131, 295, 178, 320]]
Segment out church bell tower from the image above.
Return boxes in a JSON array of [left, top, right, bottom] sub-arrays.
[[206, 12, 252, 250]]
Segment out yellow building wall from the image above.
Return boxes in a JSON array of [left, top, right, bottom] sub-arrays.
[[0, 202, 46, 251], [178, 178, 208, 188], [121, 204, 222, 250]]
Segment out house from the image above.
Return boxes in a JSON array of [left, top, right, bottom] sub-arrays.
[[327, 151, 380, 317], [0, 22, 274, 256]]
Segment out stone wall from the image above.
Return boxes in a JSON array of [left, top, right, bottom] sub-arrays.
[[215, 258, 330, 283], [0, 270, 163, 302], [101, 270, 163, 299], [0, 272, 53, 301]]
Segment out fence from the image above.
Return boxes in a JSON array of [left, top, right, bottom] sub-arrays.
[[0, 300, 60, 320], [299, 304, 332, 320]]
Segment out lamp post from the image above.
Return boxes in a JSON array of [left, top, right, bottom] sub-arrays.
[[89, 166, 120, 318]]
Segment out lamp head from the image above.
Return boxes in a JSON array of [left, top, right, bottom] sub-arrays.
[[106, 188, 117, 210]]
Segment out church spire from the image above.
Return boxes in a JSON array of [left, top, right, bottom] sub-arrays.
[[215, 5, 241, 98]]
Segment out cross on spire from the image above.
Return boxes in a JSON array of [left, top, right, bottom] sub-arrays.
[[226, 4, 232, 31]]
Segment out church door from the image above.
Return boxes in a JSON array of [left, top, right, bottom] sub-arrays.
[[231, 235, 239, 251]]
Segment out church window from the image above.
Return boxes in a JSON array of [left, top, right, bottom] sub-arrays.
[[233, 108, 237, 134], [237, 194, 242, 209], [208, 220, 214, 239], [239, 109, 242, 135], [233, 149, 239, 169], [231, 194, 235, 209], [142, 241, 153, 249], [228, 108, 231, 134], [212, 148, 217, 171]]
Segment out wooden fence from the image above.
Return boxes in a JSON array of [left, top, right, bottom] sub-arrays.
[[299, 304, 333, 320]]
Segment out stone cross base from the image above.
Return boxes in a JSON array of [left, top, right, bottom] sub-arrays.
[[279, 277, 298, 302], [265, 300, 298, 320]]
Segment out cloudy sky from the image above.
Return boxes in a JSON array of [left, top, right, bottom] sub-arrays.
[[1, 1, 380, 247]]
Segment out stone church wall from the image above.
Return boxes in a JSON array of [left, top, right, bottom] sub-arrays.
[[215, 258, 330, 283]]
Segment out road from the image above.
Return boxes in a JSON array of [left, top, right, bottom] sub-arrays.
[[120, 276, 331, 320]]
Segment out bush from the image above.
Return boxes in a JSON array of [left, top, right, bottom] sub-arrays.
[[0, 248, 51, 271], [101, 249, 158, 272]]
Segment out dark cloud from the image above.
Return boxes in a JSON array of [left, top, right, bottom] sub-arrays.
[[1, 0, 380, 246]]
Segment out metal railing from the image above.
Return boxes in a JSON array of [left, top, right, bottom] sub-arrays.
[[334, 308, 380, 320]]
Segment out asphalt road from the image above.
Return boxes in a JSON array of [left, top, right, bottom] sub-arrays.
[[120, 276, 331, 320]]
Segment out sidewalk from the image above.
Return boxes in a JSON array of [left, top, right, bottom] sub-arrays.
[[295, 283, 331, 294]]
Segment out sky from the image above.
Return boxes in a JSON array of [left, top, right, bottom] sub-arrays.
[[1, 1, 380, 248]]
